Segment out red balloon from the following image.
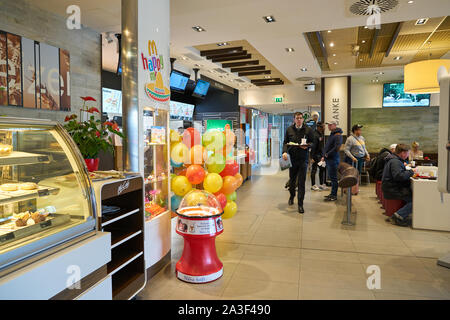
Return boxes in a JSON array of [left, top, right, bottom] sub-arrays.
[[178, 167, 188, 176], [182, 127, 201, 149], [215, 193, 227, 210], [185, 164, 205, 185], [220, 160, 239, 177]]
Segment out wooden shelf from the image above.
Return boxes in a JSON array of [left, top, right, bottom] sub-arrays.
[[108, 251, 143, 276], [0, 151, 51, 166], [101, 208, 140, 227], [110, 230, 142, 249]]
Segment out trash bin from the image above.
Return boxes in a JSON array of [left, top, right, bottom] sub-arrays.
[[175, 190, 224, 283]]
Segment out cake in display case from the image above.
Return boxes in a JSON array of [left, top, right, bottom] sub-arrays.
[[0, 118, 96, 274]]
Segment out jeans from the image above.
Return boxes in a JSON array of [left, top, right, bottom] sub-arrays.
[[397, 195, 413, 220], [311, 161, 326, 186], [326, 157, 339, 196], [355, 157, 365, 174], [289, 160, 308, 205]]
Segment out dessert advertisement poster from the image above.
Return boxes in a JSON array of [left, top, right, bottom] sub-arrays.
[[0, 29, 70, 111], [7, 33, 22, 106], [21, 37, 36, 109], [0, 32, 7, 106]]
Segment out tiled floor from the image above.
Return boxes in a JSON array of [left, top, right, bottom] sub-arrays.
[[137, 170, 450, 300]]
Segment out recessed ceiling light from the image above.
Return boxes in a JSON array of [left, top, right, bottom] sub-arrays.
[[375, 72, 384, 75], [364, 26, 368, 29], [327, 30, 332, 33], [181, 56, 188, 60], [285, 48, 295, 52], [300, 67, 307, 72], [329, 42, 334, 47], [362, 40, 366, 44], [192, 26, 206, 32], [264, 75, 271, 79], [217, 42, 229, 46], [263, 15, 276, 23], [394, 56, 402, 60], [332, 53, 336, 57], [334, 62, 338, 65], [360, 58, 363, 61], [415, 18, 429, 25], [408, 0, 414, 3]]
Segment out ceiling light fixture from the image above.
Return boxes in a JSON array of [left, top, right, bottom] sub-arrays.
[[415, 18, 429, 25], [192, 26, 206, 32], [362, 40, 366, 44], [285, 48, 295, 52], [408, 0, 414, 3], [263, 15, 276, 23], [300, 67, 307, 72], [264, 76, 271, 79], [327, 30, 332, 33], [329, 42, 334, 47], [364, 26, 368, 29], [332, 53, 336, 57], [334, 62, 338, 65], [394, 56, 402, 60], [217, 42, 229, 46], [404, 59, 450, 93]]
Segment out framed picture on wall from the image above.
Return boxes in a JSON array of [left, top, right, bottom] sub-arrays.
[[59, 49, 70, 111], [39, 43, 60, 110], [7, 33, 22, 106], [0, 32, 7, 106], [21, 37, 36, 109]]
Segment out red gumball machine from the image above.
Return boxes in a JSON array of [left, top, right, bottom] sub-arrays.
[[175, 190, 224, 283]]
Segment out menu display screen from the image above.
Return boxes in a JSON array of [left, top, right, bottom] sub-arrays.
[[383, 83, 431, 107], [170, 70, 189, 92], [192, 79, 210, 98], [170, 100, 195, 120], [102, 88, 122, 114]]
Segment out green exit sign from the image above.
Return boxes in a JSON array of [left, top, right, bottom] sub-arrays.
[[273, 97, 284, 103]]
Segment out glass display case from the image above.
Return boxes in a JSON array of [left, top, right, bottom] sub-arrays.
[[0, 118, 96, 274], [143, 108, 170, 221]]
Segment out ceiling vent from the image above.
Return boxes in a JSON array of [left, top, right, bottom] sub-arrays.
[[349, 0, 398, 16]]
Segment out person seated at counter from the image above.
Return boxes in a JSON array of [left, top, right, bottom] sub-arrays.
[[382, 144, 415, 227], [409, 141, 423, 161], [369, 144, 396, 181]]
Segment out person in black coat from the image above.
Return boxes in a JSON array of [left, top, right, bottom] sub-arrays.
[[321, 121, 343, 201], [282, 112, 315, 214], [310, 122, 326, 191], [371, 144, 396, 181], [382, 144, 415, 226]]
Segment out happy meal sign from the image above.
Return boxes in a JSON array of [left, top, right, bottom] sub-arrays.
[[141, 40, 170, 102]]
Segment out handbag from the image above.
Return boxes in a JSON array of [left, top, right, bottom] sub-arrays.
[[279, 153, 292, 171]]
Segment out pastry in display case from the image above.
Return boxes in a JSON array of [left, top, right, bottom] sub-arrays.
[[143, 108, 170, 221], [0, 118, 97, 274]]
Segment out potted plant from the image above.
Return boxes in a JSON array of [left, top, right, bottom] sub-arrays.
[[64, 96, 124, 172]]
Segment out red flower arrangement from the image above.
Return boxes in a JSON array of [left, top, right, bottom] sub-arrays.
[[63, 97, 124, 159]]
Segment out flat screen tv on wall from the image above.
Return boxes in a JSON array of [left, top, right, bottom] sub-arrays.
[[170, 70, 189, 92], [383, 82, 431, 107]]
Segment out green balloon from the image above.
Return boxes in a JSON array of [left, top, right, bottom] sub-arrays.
[[202, 129, 225, 151], [206, 153, 226, 173], [226, 191, 237, 202]]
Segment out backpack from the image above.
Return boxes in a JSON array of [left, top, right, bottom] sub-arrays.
[[368, 157, 379, 179]]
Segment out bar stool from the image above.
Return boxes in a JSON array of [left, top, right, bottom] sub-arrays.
[[384, 199, 406, 217]]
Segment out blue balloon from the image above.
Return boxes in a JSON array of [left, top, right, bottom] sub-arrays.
[[171, 195, 182, 210], [170, 159, 183, 168]]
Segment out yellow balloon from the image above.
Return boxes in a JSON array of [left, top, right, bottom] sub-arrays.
[[184, 191, 208, 207], [223, 201, 237, 219], [203, 173, 223, 194], [171, 142, 189, 164], [170, 130, 182, 143], [171, 176, 192, 196]]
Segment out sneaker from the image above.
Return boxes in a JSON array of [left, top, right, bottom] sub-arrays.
[[393, 212, 403, 221], [319, 185, 329, 191], [324, 195, 337, 201], [311, 185, 320, 191], [324, 194, 332, 198]]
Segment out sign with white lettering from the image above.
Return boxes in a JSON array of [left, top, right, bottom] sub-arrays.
[[323, 77, 350, 135]]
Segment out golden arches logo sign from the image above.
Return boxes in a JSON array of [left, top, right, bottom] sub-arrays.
[[142, 40, 169, 102]]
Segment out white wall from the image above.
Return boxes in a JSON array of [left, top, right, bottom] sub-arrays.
[[239, 84, 321, 110], [352, 82, 440, 109]]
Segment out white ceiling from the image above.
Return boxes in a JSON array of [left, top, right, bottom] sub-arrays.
[[31, 0, 450, 95]]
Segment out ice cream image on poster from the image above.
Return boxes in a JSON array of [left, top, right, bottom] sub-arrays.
[[39, 43, 60, 110]]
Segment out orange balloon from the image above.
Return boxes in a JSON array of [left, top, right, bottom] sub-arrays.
[[186, 164, 206, 185], [234, 173, 243, 188], [221, 176, 238, 195], [189, 145, 207, 165]]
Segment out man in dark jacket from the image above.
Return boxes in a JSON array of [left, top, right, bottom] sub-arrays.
[[321, 121, 343, 201], [382, 144, 415, 226], [282, 112, 315, 213], [371, 144, 396, 181], [310, 122, 326, 191]]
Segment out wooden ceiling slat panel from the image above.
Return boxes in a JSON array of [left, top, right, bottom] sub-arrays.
[[390, 33, 430, 52], [436, 16, 450, 31], [356, 52, 385, 68], [212, 54, 252, 62], [379, 22, 400, 36], [251, 78, 281, 83], [254, 81, 284, 86], [427, 30, 450, 49], [200, 46, 243, 56], [222, 60, 259, 68], [412, 48, 449, 62], [230, 66, 265, 72], [238, 70, 271, 76], [206, 51, 247, 60]]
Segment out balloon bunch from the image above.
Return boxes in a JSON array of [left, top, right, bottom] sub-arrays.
[[169, 127, 242, 219]]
